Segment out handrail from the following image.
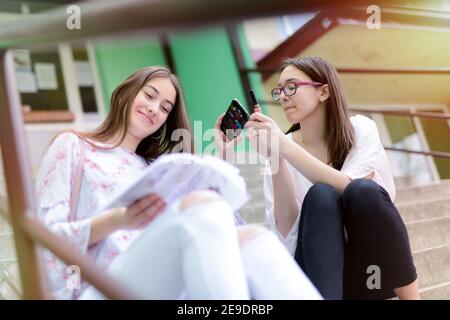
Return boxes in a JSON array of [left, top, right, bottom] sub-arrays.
[[384, 147, 450, 160], [350, 108, 450, 120], [20, 217, 139, 300], [262, 100, 450, 121], [0, 0, 378, 48], [256, 5, 450, 78], [260, 100, 450, 160], [0, 50, 47, 299], [244, 67, 450, 75]]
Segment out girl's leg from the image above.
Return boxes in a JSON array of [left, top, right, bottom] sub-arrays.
[[341, 179, 418, 300], [238, 224, 322, 300], [81, 190, 250, 300], [294, 183, 346, 300], [394, 279, 420, 300]]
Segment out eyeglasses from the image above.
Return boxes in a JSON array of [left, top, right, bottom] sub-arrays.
[[271, 81, 323, 102]]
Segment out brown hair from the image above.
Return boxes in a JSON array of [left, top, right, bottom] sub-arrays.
[[282, 57, 354, 170], [76, 66, 194, 162]]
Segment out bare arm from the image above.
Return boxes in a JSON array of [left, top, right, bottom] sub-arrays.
[[89, 209, 123, 246], [88, 194, 166, 246], [245, 112, 352, 192], [270, 158, 299, 237], [280, 137, 351, 192]]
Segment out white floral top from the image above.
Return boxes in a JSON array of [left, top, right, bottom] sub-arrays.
[[35, 132, 149, 299]]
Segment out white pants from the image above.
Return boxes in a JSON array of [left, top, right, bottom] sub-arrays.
[[80, 199, 322, 300]]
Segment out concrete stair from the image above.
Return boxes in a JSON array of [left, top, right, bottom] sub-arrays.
[[395, 180, 450, 204], [1, 162, 449, 299], [236, 163, 450, 300], [0, 213, 17, 299]]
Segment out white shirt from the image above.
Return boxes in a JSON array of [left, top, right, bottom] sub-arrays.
[[35, 132, 149, 299], [264, 115, 396, 256]]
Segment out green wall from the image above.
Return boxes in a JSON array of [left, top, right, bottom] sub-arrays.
[[236, 23, 267, 114], [170, 25, 266, 153], [170, 27, 247, 153], [93, 38, 167, 111]]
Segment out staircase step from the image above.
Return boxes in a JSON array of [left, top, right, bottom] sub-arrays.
[[413, 244, 450, 289], [242, 196, 450, 224], [0, 215, 12, 234], [397, 197, 450, 223], [245, 178, 264, 190], [420, 283, 450, 300], [0, 258, 21, 300], [0, 234, 15, 261], [248, 183, 265, 194], [239, 205, 266, 224], [407, 217, 450, 252], [395, 180, 450, 204], [0, 280, 21, 300], [240, 207, 450, 252], [238, 166, 264, 181], [246, 190, 265, 203]]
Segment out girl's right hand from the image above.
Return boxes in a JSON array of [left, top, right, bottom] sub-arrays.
[[113, 193, 166, 230]]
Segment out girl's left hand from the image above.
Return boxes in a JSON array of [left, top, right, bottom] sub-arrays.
[[244, 111, 285, 159]]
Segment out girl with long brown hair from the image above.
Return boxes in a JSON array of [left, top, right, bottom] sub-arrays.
[[216, 56, 419, 300], [36, 66, 322, 300]]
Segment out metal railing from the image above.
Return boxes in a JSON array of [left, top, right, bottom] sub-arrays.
[[261, 99, 450, 160], [349, 108, 450, 160], [230, 3, 450, 162]]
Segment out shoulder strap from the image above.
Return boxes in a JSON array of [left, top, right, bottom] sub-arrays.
[[69, 138, 85, 222]]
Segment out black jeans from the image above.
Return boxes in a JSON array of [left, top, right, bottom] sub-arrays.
[[294, 179, 417, 300]]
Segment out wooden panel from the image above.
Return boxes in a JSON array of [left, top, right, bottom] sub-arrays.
[[23, 110, 74, 123]]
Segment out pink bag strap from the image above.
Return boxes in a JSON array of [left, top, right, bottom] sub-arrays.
[[69, 138, 85, 222]]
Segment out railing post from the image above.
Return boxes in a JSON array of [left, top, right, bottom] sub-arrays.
[[0, 49, 48, 299]]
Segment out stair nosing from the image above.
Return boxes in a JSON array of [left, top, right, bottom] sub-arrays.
[[419, 281, 450, 293], [396, 195, 450, 206], [412, 242, 450, 255], [396, 180, 450, 192], [406, 215, 450, 226]]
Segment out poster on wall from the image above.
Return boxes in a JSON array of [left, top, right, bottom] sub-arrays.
[[16, 70, 38, 93], [13, 49, 38, 93], [13, 49, 32, 72], [34, 63, 58, 90], [74, 61, 94, 87]]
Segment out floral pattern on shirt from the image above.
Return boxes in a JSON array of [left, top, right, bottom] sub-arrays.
[[35, 133, 148, 299]]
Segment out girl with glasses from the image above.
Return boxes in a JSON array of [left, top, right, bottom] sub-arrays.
[[215, 56, 418, 300]]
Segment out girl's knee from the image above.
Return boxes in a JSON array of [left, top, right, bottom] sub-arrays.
[[237, 224, 269, 247], [303, 183, 342, 222], [342, 179, 381, 207], [307, 183, 340, 199], [179, 190, 225, 212]]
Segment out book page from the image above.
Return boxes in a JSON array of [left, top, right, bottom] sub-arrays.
[[99, 153, 249, 214]]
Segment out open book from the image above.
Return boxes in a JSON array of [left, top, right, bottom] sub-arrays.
[[99, 153, 250, 222]]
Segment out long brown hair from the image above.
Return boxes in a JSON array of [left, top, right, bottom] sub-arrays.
[[77, 66, 194, 162], [282, 57, 354, 170]]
